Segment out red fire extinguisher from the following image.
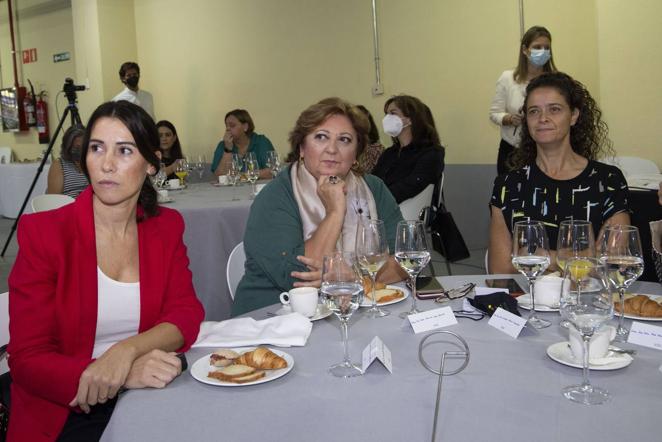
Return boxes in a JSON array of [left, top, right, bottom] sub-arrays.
[[22, 92, 36, 127], [36, 91, 49, 144]]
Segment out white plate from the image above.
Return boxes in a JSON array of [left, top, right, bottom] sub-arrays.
[[191, 347, 294, 387], [274, 304, 333, 321], [360, 284, 410, 307], [546, 341, 633, 370], [614, 294, 662, 322], [161, 184, 186, 191], [517, 294, 559, 312], [158, 197, 174, 204]]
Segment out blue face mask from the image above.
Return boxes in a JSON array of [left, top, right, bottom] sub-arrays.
[[529, 49, 551, 67]]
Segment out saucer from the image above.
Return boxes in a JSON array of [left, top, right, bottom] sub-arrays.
[[275, 304, 332, 321], [158, 197, 174, 204], [546, 341, 633, 371]]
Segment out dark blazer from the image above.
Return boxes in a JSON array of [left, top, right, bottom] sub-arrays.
[[7, 187, 204, 441]]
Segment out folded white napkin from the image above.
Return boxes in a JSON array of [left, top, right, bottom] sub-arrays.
[[192, 313, 313, 348]]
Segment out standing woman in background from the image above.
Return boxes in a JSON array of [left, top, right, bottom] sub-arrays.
[[210, 109, 275, 179], [489, 26, 557, 175], [46, 125, 89, 197], [371, 95, 444, 204], [156, 120, 184, 180]]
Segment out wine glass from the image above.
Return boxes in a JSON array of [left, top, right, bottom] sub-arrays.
[[560, 257, 613, 405], [512, 220, 551, 329], [154, 161, 167, 188], [557, 219, 595, 328], [320, 251, 364, 378], [175, 160, 188, 186], [266, 151, 281, 178], [355, 219, 390, 318], [598, 225, 644, 341], [395, 220, 431, 318], [246, 156, 259, 197], [195, 155, 205, 179]]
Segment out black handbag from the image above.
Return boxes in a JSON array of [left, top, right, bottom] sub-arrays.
[[429, 201, 470, 262]]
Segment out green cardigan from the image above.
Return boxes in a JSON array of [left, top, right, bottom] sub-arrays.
[[232, 166, 403, 316]]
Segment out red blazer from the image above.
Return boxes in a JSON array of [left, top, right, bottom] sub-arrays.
[[7, 187, 205, 441]]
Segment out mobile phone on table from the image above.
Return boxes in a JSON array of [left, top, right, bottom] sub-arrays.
[[415, 276, 445, 300], [485, 278, 525, 297]]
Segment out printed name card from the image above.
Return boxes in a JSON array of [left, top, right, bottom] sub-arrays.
[[362, 336, 392, 373], [408, 306, 457, 334], [627, 321, 662, 351], [488, 307, 527, 338]]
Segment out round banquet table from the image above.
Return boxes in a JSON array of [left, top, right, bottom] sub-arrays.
[[0, 162, 49, 218], [100, 275, 662, 442], [166, 181, 261, 320]]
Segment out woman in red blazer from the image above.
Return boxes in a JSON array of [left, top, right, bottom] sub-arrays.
[[7, 101, 204, 441]]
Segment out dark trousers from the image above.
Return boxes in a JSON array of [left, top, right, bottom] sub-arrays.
[[56, 399, 117, 442], [497, 138, 516, 176]]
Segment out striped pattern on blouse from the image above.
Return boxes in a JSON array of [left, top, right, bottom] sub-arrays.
[[61, 159, 89, 197]]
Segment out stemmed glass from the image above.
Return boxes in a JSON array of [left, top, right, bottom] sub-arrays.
[[246, 156, 259, 197], [320, 251, 364, 378], [355, 219, 390, 318], [195, 155, 205, 179], [266, 151, 281, 178], [598, 225, 644, 341], [395, 220, 431, 318], [557, 219, 595, 328], [175, 161, 188, 186], [511, 220, 551, 329], [227, 157, 240, 201], [560, 257, 613, 405]]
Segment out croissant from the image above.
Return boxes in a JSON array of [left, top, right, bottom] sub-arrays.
[[362, 276, 386, 295], [615, 295, 662, 318], [236, 347, 288, 370]]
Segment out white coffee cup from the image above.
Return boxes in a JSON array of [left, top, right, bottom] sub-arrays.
[[568, 325, 617, 361], [218, 175, 229, 185], [157, 189, 169, 202], [534, 275, 564, 307], [167, 178, 181, 189], [279, 287, 318, 318]]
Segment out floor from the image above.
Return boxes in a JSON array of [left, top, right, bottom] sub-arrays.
[[0, 216, 487, 294]]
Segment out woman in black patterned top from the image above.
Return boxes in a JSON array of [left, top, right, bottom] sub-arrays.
[[488, 72, 630, 273]]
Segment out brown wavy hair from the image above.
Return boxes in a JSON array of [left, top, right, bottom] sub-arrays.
[[513, 26, 557, 83], [225, 109, 255, 136], [286, 97, 369, 173], [509, 72, 613, 170]]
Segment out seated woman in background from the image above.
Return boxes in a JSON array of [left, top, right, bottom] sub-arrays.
[[156, 120, 184, 179], [371, 95, 445, 203], [488, 72, 630, 273], [232, 97, 406, 316], [8, 101, 204, 441], [210, 109, 274, 179], [46, 125, 88, 197], [356, 105, 384, 173]]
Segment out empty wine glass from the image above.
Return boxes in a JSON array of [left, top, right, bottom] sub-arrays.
[[246, 156, 259, 197], [266, 151, 281, 178], [356, 219, 390, 318], [512, 220, 551, 329], [560, 257, 613, 405], [154, 161, 167, 188], [320, 251, 364, 378], [195, 155, 205, 179], [557, 219, 595, 328], [395, 220, 431, 318], [598, 225, 644, 341]]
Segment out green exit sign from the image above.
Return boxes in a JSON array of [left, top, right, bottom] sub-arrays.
[[53, 52, 70, 63]]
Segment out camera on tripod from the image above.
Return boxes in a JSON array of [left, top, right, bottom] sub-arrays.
[[63, 78, 85, 103]]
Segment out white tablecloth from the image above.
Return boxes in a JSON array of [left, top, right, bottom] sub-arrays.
[[0, 162, 50, 218]]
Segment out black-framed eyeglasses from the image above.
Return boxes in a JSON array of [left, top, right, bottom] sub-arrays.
[[435, 282, 476, 302]]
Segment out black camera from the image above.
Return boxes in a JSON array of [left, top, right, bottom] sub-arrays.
[[63, 78, 85, 103]]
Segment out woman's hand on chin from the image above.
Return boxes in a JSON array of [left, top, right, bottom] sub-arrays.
[[291, 255, 322, 288], [123, 349, 182, 390], [69, 342, 137, 413], [317, 175, 347, 217]]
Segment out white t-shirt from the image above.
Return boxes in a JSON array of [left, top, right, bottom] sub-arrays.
[[92, 267, 140, 358], [489, 69, 527, 146], [112, 87, 155, 120]]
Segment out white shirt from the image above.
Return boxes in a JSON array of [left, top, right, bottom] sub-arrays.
[[112, 87, 155, 120], [489, 69, 527, 146], [92, 267, 141, 358]]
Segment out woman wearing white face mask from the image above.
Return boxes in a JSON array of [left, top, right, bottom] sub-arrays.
[[489, 26, 557, 175], [371, 95, 445, 204]]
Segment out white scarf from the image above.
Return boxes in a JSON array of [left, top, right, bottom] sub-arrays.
[[291, 161, 378, 252]]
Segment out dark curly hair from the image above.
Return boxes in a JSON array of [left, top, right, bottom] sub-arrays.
[[383, 95, 442, 149], [80, 101, 160, 220], [509, 72, 613, 170], [286, 97, 369, 173]]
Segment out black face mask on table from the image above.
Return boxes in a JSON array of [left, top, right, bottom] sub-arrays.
[[125, 76, 139, 88]]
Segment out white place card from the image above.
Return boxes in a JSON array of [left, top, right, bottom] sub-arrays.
[[408, 306, 457, 334], [362, 336, 393, 373], [627, 321, 662, 351], [475, 286, 508, 296], [488, 307, 527, 338]]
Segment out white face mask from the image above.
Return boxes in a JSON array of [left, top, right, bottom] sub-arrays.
[[382, 114, 405, 137]]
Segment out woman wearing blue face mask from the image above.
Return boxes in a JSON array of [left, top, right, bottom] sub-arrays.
[[489, 26, 557, 175], [371, 95, 445, 204]]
